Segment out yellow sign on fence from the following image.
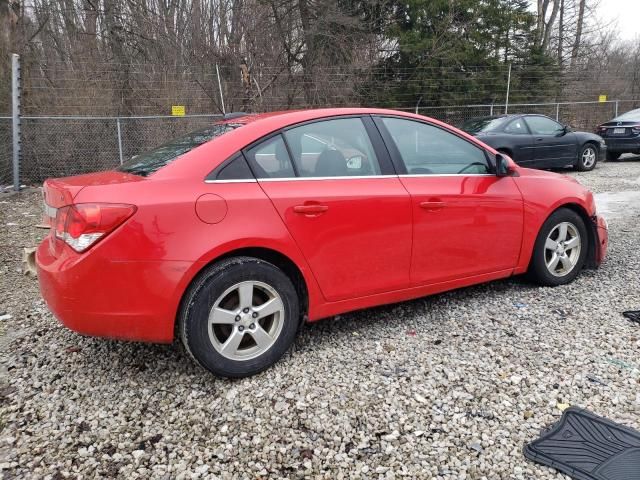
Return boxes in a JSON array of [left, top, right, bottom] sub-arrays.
[[171, 105, 186, 116], [598, 95, 607, 103]]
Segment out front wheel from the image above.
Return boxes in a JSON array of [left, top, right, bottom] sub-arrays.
[[575, 144, 598, 171], [179, 257, 300, 378], [527, 208, 588, 286]]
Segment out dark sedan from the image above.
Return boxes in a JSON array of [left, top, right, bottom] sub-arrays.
[[461, 114, 606, 171], [596, 108, 640, 161]]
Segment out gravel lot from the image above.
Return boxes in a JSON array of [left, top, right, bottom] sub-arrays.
[[1, 158, 640, 479]]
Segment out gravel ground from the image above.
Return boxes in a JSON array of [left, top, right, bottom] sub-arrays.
[[1, 158, 640, 479]]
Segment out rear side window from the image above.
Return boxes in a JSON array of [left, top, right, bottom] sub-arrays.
[[207, 154, 254, 181], [244, 135, 295, 179], [118, 123, 241, 176], [504, 119, 528, 134], [380, 117, 490, 174], [283, 118, 381, 177]]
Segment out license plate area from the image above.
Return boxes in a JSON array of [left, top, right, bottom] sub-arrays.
[[613, 128, 626, 135]]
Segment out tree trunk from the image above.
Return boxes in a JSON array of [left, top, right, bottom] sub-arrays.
[[570, 0, 586, 65]]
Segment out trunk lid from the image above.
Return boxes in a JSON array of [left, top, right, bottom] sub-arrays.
[[598, 121, 640, 138], [43, 170, 144, 208], [41, 170, 143, 256]]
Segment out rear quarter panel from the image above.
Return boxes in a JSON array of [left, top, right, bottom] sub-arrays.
[[73, 178, 325, 332]]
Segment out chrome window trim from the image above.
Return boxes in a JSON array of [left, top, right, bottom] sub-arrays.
[[204, 173, 496, 183], [258, 175, 397, 182], [398, 173, 495, 178], [204, 178, 258, 184]]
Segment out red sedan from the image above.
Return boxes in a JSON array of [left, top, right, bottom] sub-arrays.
[[36, 108, 609, 377]]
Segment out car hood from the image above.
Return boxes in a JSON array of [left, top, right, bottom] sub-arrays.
[[517, 166, 581, 184]]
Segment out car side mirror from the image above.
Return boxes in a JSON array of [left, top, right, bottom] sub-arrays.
[[558, 125, 571, 136], [495, 153, 511, 177]]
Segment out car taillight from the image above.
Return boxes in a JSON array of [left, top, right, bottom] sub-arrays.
[[54, 203, 136, 252], [596, 126, 606, 134], [632, 125, 640, 134]]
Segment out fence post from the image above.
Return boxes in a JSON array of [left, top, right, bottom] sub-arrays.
[[504, 63, 512, 114], [11, 53, 21, 191], [615, 100, 619, 117], [216, 64, 226, 114], [555, 103, 560, 121], [116, 117, 124, 164]]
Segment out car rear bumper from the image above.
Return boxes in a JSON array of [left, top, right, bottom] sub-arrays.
[[36, 239, 192, 343], [603, 137, 640, 153]]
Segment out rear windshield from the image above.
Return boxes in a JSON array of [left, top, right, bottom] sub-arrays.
[[612, 108, 640, 122], [460, 116, 509, 134], [118, 123, 241, 176]]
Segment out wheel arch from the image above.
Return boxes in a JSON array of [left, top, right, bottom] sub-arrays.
[[534, 203, 598, 270], [581, 140, 600, 151], [174, 246, 310, 339]]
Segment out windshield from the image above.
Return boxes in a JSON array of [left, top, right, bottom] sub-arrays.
[[460, 116, 509, 134], [118, 123, 242, 176], [613, 108, 640, 122]]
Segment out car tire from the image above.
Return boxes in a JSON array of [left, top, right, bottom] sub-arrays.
[[575, 144, 598, 171], [179, 256, 300, 378], [606, 151, 622, 161], [527, 208, 588, 287]]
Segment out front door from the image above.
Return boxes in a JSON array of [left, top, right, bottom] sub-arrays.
[[243, 117, 412, 302], [374, 116, 524, 285], [524, 116, 578, 167]]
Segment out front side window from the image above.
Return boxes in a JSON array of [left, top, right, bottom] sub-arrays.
[[283, 118, 381, 177], [504, 118, 528, 134], [524, 116, 564, 135], [119, 123, 241, 176], [380, 117, 490, 175], [244, 135, 295, 179]]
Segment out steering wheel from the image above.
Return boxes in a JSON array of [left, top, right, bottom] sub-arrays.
[[457, 162, 487, 174]]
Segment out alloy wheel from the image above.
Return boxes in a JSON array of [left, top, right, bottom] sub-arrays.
[[581, 147, 597, 169], [544, 222, 582, 277], [208, 280, 284, 361]]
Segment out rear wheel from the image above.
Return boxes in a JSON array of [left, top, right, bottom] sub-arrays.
[[606, 151, 622, 161], [575, 144, 598, 171], [528, 208, 588, 286], [179, 257, 300, 378]]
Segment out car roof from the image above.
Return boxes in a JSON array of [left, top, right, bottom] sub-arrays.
[[153, 107, 496, 180]]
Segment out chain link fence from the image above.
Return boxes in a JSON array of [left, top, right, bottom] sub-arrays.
[[7, 99, 640, 185], [417, 100, 637, 130], [19, 114, 222, 181], [0, 117, 12, 186]]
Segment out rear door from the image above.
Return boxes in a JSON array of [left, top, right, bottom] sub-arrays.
[[374, 116, 523, 286], [501, 117, 534, 164], [524, 116, 578, 167], [245, 116, 412, 302]]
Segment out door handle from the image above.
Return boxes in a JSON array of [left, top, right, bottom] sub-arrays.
[[419, 201, 446, 211], [293, 204, 329, 215]]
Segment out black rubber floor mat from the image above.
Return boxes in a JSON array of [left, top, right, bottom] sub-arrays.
[[524, 407, 640, 480], [623, 310, 640, 324]]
